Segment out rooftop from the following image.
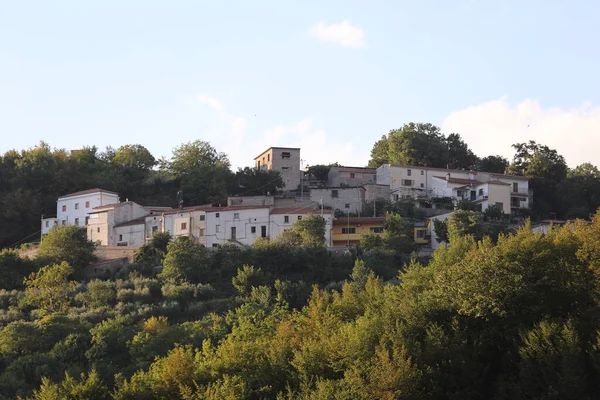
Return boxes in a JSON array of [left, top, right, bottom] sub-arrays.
[[386, 164, 529, 180], [58, 188, 119, 199], [333, 216, 386, 225], [271, 206, 332, 215], [254, 147, 300, 159]]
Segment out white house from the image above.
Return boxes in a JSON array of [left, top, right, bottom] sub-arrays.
[[270, 206, 333, 246], [205, 206, 271, 247], [378, 164, 531, 214], [41, 188, 119, 236], [88, 201, 148, 246], [162, 206, 209, 245]]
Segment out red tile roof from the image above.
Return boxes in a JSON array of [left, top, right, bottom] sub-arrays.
[[59, 188, 119, 199], [271, 207, 332, 215], [91, 202, 121, 212], [333, 217, 386, 225]]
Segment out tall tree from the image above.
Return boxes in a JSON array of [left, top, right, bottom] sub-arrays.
[[445, 133, 479, 170], [386, 123, 448, 167], [229, 167, 283, 196], [558, 162, 600, 219], [475, 155, 509, 173], [368, 136, 389, 168]]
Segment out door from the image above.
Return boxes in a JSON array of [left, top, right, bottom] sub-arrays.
[[261, 225, 267, 238], [470, 190, 476, 201], [231, 226, 236, 240]]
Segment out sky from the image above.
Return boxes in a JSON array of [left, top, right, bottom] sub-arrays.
[[1, 1, 600, 170]]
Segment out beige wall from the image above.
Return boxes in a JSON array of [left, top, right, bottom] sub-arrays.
[[88, 211, 111, 245], [255, 148, 300, 190], [487, 183, 511, 214]]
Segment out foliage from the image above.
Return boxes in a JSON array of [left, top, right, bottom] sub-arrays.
[[292, 215, 327, 247], [306, 164, 332, 182], [475, 155, 509, 173], [159, 237, 210, 284], [229, 167, 284, 196], [38, 226, 95, 272], [24, 262, 75, 315], [0, 249, 38, 290], [432, 219, 448, 244]]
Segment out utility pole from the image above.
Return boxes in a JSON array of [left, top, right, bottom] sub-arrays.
[[347, 212, 350, 248], [320, 198, 323, 217]]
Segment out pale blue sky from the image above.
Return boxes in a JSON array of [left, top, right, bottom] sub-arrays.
[[1, 1, 599, 169]]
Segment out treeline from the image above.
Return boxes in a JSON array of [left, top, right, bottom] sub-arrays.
[[0, 141, 283, 249], [368, 123, 600, 220], [3, 214, 600, 398]]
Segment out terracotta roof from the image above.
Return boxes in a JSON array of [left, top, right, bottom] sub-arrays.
[[271, 207, 332, 215], [433, 176, 480, 185], [114, 217, 146, 228], [333, 217, 386, 225], [59, 188, 119, 199]]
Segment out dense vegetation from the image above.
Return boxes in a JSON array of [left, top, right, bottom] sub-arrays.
[[1, 212, 600, 398]]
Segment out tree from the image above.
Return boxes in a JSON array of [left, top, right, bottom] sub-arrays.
[[386, 123, 449, 168], [445, 133, 479, 170], [112, 144, 156, 172], [360, 231, 384, 251], [38, 225, 95, 271], [232, 265, 265, 297], [368, 136, 389, 168], [382, 212, 414, 238], [24, 262, 75, 314], [292, 215, 326, 247], [229, 167, 283, 196], [31, 370, 109, 400], [447, 210, 482, 241], [168, 140, 232, 206], [306, 164, 332, 182], [558, 163, 600, 219], [475, 155, 509, 173], [159, 237, 210, 284], [275, 229, 303, 246], [0, 248, 38, 290]]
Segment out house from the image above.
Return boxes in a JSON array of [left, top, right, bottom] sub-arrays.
[[254, 147, 301, 190], [363, 183, 391, 202], [310, 186, 366, 215], [413, 220, 431, 245], [327, 166, 377, 187], [87, 201, 150, 246], [270, 206, 333, 246], [162, 206, 209, 245], [377, 164, 531, 214], [331, 216, 386, 247], [205, 206, 271, 247], [41, 188, 119, 236]]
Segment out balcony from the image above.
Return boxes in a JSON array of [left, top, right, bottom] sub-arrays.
[[511, 188, 533, 196]]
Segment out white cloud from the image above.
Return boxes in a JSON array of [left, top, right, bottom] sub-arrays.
[[308, 20, 366, 48], [197, 95, 358, 169], [442, 97, 600, 168]]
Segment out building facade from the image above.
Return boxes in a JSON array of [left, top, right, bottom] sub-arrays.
[[331, 217, 386, 247], [42, 188, 119, 236], [377, 164, 531, 214], [254, 147, 301, 190], [205, 206, 271, 247], [87, 201, 149, 246], [327, 166, 377, 187], [310, 186, 366, 215]]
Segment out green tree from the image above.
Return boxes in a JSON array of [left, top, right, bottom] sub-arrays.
[[38, 226, 95, 271], [445, 133, 479, 170], [232, 265, 265, 297], [360, 231, 384, 251], [368, 135, 389, 168], [112, 144, 156, 172], [292, 215, 326, 246], [168, 140, 232, 206], [386, 123, 449, 168], [159, 237, 210, 284], [30, 370, 109, 400], [446, 210, 482, 241], [475, 155, 509, 173], [0, 248, 38, 290], [229, 167, 283, 196], [558, 162, 600, 219], [306, 164, 332, 182], [24, 262, 75, 314]]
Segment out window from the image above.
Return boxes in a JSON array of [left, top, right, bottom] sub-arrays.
[[75, 203, 79, 210], [212, 243, 219, 248], [251, 226, 256, 233], [331, 190, 339, 198], [45, 221, 49, 228], [407, 169, 412, 176], [495, 202, 504, 209], [234, 213, 240, 220], [216, 225, 221, 233], [402, 179, 413, 186], [416, 230, 426, 238], [298, 216, 302, 220], [282, 152, 291, 159], [119, 234, 123, 241], [479, 188, 484, 196], [421, 170, 424, 176], [345, 204, 350, 209], [215, 213, 220, 218], [199, 228, 205, 236], [85, 216, 89, 225], [181, 222, 187, 230], [267, 154, 270, 161], [74, 218, 79, 226], [513, 182, 519, 192], [350, 173, 355, 178], [284, 216, 289, 223], [152, 226, 158, 234], [420, 183, 424, 188], [393, 194, 399, 201], [97, 227, 100, 233], [200, 215, 205, 221], [257, 161, 260, 168], [342, 228, 356, 234], [54, 221, 58, 226], [62, 220, 66, 225], [62, 205, 66, 212], [370, 227, 384, 233], [282, 166, 289, 170], [85, 201, 90, 208]]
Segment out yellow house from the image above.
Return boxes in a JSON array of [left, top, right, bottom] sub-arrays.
[[332, 217, 385, 247], [413, 220, 430, 245]]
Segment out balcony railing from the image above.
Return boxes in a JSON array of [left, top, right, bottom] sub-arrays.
[[511, 188, 533, 196]]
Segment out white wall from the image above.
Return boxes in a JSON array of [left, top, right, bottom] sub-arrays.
[[114, 223, 145, 247], [57, 192, 119, 227], [205, 208, 270, 247], [310, 187, 365, 214]]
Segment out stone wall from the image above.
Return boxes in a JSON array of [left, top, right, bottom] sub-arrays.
[[94, 245, 140, 263]]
